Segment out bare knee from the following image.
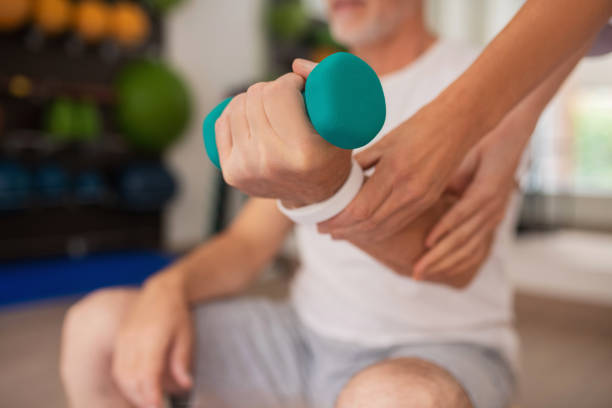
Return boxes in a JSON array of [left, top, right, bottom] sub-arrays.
[[335, 358, 473, 408], [60, 288, 136, 383]]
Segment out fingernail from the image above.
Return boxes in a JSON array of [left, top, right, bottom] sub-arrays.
[[294, 58, 316, 72]]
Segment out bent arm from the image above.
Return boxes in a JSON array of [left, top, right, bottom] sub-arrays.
[[344, 38, 595, 288], [157, 198, 293, 304]]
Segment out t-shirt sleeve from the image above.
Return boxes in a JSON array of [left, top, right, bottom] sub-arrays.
[[587, 19, 612, 57]]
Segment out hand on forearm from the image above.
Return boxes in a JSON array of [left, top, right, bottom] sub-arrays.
[[411, 41, 592, 281], [345, 193, 483, 289]]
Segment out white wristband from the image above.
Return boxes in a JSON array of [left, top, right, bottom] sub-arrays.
[[277, 159, 364, 224]]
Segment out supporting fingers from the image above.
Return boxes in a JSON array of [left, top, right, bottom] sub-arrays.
[[353, 142, 384, 170], [423, 227, 487, 278], [318, 167, 392, 233], [425, 187, 482, 247], [413, 207, 491, 279]]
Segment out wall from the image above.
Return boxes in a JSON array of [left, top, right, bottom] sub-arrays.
[[162, 0, 267, 250]]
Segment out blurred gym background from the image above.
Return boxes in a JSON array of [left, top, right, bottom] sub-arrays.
[[0, 0, 610, 407]]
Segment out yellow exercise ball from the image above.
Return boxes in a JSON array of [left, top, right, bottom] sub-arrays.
[[110, 2, 150, 47], [73, 0, 109, 43], [0, 0, 32, 31], [33, 0, 72, 34]]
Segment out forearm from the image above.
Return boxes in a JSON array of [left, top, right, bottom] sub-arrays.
[[482, 32, 596, 171], [150, 199, 293, 304], [440, 0, 612, 147], [348, 194, 457, 276]]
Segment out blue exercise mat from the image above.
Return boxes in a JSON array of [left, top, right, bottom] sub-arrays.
[[0, 251, 174, 307]]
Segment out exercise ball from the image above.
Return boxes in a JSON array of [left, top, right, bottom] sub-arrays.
[[33, 0, 71, 35], [115, 60, 190, 151], [72, 101, 102, 141], [109, 2, 150, 47], [119, 163, 176, 210], [144, 0, 184, 13], [34, 164, 69, 201], [267, 1, 309, 41], [0, 161, 31, 210], [74, 170, 106, 203], [45, 97, 75, 142], [73, 0, 109, 43], [0, 0, 31, 31]]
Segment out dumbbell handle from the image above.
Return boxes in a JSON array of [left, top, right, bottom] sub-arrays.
[[202, 52, 386, 169]]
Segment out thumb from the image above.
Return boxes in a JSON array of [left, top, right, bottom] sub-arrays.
[[354, 142, 384, 170], [292, 58, 318, 79], [170, 325, 193, 390], [446, 148, 479, 196]]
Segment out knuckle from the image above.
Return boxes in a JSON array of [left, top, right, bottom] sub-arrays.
[[478, 185, 497, 199], [246, 82, 265, 96], [350, 204, 372, 222]]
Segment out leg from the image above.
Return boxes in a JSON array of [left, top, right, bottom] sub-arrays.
[[60, 288, 137, 408], [335, 357, 472, 408], [333, 342, 515, 408], [189, 298, 309, 408]]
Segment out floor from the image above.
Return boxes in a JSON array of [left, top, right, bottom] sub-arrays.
[[1, 290, 611, 408]]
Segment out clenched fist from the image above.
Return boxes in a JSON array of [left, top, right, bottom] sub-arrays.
[[215, 72, 352, 209]]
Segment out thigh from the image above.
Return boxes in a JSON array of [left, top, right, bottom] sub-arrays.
[[188, 297, 309, 408], [386, 343, 515, 408]]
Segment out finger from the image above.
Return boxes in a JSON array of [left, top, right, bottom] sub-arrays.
[[353, 141, 385, 170], [228, 94, 250, 144], [113, 345, 147, 407], [245, 82, 271, 139], [445, 148, 480, 195], [264, 73, 311, 139], [317, 165, 393, 233], [292, 58, 317, 79], [427, 230, 494, 289], [132, 328, 175, 408], [337, 181, 434, 242], [413, 206, 491, 278], [425, 185, 482, 248], [446, 229, 495, 277], [422, 220, 492, 279], [170, 325, 193, 390], [215, 112, 233, 168], [274, 72, 306, 92], [330, 196, 412, 242]]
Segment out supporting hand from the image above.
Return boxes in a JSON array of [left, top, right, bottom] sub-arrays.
[[112, 272, 193, 408]]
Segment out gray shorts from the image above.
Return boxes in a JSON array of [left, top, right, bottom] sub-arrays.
[[187, 298, 515, 408]]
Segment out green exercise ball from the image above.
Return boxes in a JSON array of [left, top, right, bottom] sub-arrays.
[[144, 0, 184, 13], [73, 101, 102, 141], [115, 60, 190, 152], [45, 97, 74, 142], [267, 0, 309, 41]]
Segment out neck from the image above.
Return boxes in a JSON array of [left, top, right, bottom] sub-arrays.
[[349, 14, 437, 77]]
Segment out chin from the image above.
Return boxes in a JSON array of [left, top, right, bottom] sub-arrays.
[[330, 21, 385, 48]]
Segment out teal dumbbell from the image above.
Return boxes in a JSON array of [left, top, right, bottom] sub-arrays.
[[202, 52, 386, 169]]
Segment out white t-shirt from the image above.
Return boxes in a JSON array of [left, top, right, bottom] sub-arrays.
[[290, 40, 519, 371]]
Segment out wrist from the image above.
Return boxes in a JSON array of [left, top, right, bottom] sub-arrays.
[[437, 77, 502, 150], [281, 150, 352, 209], [145, 267, 189, 303]]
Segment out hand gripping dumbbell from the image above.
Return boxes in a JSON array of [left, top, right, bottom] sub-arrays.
[[202, 52, 386, 169]]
